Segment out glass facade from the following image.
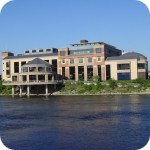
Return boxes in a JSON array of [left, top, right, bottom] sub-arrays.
[[62, 67, 65, 79], [78, 66, 84, 81], [98, 65, 101, 81], [14, 62, 19, 73], [87, 66, 93, 80], [70, 49, 93, 55], [69, 67, 75, 80], [106, 65, 111, 80]]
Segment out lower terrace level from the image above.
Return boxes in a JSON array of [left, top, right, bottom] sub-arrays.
[[59, 65, 105, 81]]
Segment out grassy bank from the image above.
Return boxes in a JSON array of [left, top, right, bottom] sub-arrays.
[[59, 78, 150, 95]]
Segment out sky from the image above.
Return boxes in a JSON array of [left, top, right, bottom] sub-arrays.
[[0, 0, 150, 72]]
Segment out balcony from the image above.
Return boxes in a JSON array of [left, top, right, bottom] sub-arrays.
[[3, 80, 63, 86]]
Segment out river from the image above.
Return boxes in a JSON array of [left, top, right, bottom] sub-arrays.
[[0, 95, 150, 150]]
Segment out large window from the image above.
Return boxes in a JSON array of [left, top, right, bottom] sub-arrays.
[[14, 62, 19, 73], [62, 67, 65, 79], [98, 65, 101, 81], [69, 67, 75, 80], [52, 59, 57, 73], [118, 73, 130, 80], [117, 64, 130, 70], [138, 63, 145, 69], [78, 66, 84, 81], [70, 49, 93, 55], [87, 66, 93, 80], [96, 48, 101, 53], [106, 65, 111, 80]]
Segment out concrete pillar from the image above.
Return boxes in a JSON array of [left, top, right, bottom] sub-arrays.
[[45, 75, 48, 82], [52, 75, 54, 82], [45, 84, 48, 95], [20, 86, 22, 96], [27, 85, 30, 96], [12, 86, 15, 96], [75, 66, 78, 81], [84, 66, 87, 81]]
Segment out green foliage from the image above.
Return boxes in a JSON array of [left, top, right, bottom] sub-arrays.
[[0, 80, 12, 94], [108, 79, 118, 89], [60, 78, 150, 94]]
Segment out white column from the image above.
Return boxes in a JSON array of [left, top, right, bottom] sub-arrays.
[[45, 84, 48, 95], [27, 85, 30, 96], [12, 86, 15, 96], [20, 86, 22, 96]]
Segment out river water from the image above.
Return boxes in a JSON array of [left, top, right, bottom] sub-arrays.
[[0, 95, 150, 150]]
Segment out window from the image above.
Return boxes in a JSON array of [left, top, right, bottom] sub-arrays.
[[96, 48, 101, 53], [60, 51, 66, 56], [117, 64, 130, 70], [6, 62, 10, 67], [138, 63, 145, 69], [88, 58, 92, 63], [62, 67, 65, 79], [21, 61, 26, 66], [46, 49, 51, 52], [22, 67, 28, 72], [22, 75, 27, 81], [97, 57, 101, 62], [69, 67, 75, 80], [62, 59, 65, 64], [6, 70, 10, 75], [70, 49, 93, 55], [12, 76, 17, 81], [70, 59, 74, 64], [87, 66, 93, 80], [25, 51, 29, 53], [79, 58, 83, 63], [78, 66, 84, 81], [118, 73, 130, 80], [39, 49, 43, 52], [29, 67, 36, 72], [106, 65, 111, 80], [14, 62, 19, 73], [32, 50, 36, 53], [44, 60, 49, 63], [38, 67, 45, 72]]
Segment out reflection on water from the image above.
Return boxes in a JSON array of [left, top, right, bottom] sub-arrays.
[[0, 95, 150, 150]]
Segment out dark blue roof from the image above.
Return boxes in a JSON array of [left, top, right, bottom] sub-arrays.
[[106, 52, 146, 61]]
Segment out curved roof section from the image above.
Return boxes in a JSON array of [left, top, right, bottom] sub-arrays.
[[22, 58, 51, 67], [106, 52, 146, 61]]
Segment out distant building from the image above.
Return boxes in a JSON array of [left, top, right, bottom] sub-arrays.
[[1, 40, 148, 95]]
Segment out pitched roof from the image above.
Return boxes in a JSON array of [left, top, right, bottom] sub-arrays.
[[106, 52, 146, 61], [22, 58, 51, 67]]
